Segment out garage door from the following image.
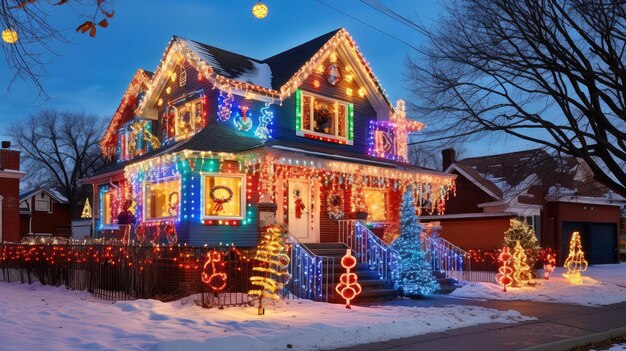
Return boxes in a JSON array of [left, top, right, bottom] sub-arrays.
[[562, 222, 617, 265]]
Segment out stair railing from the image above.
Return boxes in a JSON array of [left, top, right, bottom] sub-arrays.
[[421, 232, 470, 282], [286, 233, 336, 303], [338, 220, 398, 282]]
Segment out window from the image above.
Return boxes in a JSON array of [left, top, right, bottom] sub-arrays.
[[34, 194, 51, 212], [297, 90, 353, 144], [101, 192, 112, 225], [202, 174, 245, 220], [144, 178, 181, 220], [363, 188, 387, 221], [174, 98, 204, 138]]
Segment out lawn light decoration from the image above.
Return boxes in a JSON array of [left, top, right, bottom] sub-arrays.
[[151, 226, 161, 245], [136, 224, 147, 244], [293, 189, 305, 219], [164, 223, 178, 245], [326, 191, 344, 220], [496, 246, 513, 292], [81, 198, 93, 218], [252, 0, 268, 19], [2, 28, 18, 44], [563, 231, 588, 285], [543, 252, 556, 280], [249, 225, 291, 315], [512, 240, 532, 287], [217, 91, 234, 121], [210, 185, 234, 214], [335, 249, 362, 309], [234, 106, 253, 132], [201, 250, 228, 292]]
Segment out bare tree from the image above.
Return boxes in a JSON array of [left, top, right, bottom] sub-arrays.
[[407, 0, 626, 197], [8, 109, 106, 218], [1, 0, 114, 98]]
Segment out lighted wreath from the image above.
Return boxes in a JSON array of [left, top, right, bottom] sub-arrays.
[[210, 185, 233, 214], [327, 191, 344, 220]]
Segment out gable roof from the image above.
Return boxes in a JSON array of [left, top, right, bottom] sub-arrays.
[[20, 188, 69, 205], [449, 148, 623, 205], [138, 28, 393, 117], [101, 69, 153, 158]]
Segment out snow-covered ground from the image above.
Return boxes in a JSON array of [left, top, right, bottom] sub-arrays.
[[451, 264, 626, 306], [594, 344, 626, 351], [0, 282, 532, 351]]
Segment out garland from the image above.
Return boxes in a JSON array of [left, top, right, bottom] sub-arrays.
[[326, 190, 344, 220], [210, 185, 233, 214]]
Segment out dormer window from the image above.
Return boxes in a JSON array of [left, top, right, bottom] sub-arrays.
[[174, 98, 204, 138], [296, 90, 354, 145]]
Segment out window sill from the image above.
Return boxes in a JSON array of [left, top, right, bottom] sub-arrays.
[[296, 130, 353, 145]]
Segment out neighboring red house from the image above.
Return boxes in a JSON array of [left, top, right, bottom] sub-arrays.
[[19, 188, 71, 238], [0, 141, 26, 243], [420, 148, 625, 265]]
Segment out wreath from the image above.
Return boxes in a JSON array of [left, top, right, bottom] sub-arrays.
[[326, 191, 344, 220], [210, 185, 234, 214]]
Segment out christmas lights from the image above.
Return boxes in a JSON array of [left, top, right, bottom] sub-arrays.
[[335, 249, 361, 308], [511, 241, 532, 287], [496, 246, 513, 292], [543, 252, 556, 280], [249, 225, 292, 315], [563, 231, 588, 285], [201, 249, 228, 292]]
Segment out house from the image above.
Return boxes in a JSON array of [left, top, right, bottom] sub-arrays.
[[80, 29, 456, 247], [0, 141, 26, 242], [19, 188, 71, 237], [420, 148, 625, 265]]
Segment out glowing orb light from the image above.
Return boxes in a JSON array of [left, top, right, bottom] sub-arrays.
[[252, 1, 268, 19], [2, 29, 18, 44]]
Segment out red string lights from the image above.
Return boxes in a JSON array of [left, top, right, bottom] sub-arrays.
[[495, 246, 513, 292], [201, 249, 228, 292], [335, 249, 362, 309]]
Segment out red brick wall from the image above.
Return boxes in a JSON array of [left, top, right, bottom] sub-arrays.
[[0, 177, 20, 242], [0, 149, 20, 170]]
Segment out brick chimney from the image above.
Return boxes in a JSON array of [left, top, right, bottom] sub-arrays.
[[0, 141, 20, 171], [442, 148, 456, 171]]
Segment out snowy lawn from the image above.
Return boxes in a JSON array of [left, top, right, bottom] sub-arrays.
[[0, 282, 532, 351], [451, 264, 626, 306]]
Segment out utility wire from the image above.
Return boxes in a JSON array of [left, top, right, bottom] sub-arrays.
[[313, 0, 421, 52]]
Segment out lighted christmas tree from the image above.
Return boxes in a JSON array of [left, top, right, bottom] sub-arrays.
[[563, 231, 588, 285], [496, 246, 513, 292], [503, 219, 540, 275], [249, 225, 292, 315], [81, 198, 92, 218], [511, 240, 532, 287], [390, 186, 440, 296]]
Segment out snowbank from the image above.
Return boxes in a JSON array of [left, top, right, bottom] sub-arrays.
[[451, 264, 626, 306], [0, 282, 532, 351]]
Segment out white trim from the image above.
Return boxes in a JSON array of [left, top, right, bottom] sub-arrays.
[[298, 90, 352, 145], [0, 169, 26, 179], [545, 195, 626, 207], [445, 163, 501, 200], [200, 172, 247, 221], [142, 176, 182, 223]]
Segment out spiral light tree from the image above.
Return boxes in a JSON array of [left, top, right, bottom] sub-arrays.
[[249, 225, 292, 315], [335, 249, 362, 309], [496, 246, 513, 292], [512, 240, 532, 287], [562, 231, 588, 285]]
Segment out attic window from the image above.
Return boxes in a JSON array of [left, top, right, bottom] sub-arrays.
[[296, 90, 354, 145], [172, 97, 205, 140], [34, 195, 51, 212]]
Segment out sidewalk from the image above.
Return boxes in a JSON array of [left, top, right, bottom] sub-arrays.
[[334, 297, 626, 351]]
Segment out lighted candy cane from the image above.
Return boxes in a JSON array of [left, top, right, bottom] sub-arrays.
[[164, 224, 178, 245], [335, 249, 362, 309], [136, 224, 147, 244], [254, 103, 273, 139], [201, 250, 228, 292]]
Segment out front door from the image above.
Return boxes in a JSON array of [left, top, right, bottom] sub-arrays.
[[288, 179, 314, 242]]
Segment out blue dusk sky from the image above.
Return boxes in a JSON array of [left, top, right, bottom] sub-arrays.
[[0, 0, 535, 156]]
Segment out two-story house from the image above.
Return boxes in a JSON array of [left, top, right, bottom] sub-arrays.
[[81, 29, 455, 246]]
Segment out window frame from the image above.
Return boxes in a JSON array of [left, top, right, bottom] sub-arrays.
[[143, 176, 182, 222], [297, 90, 353, 145], [34, 196, 51, 213], [200, 172, 247, 221], [363, 187, 389, 222], [173, 97, 204, 141]]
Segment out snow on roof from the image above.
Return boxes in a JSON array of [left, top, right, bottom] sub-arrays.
[[20, 188, 69, 205], [179, 37, 273, 89]]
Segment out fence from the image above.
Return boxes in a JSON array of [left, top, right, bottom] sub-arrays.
[[0, 243, 264, 307], [71, 219, 92, 240]]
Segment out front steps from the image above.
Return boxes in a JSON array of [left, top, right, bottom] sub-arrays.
[[302, 242, 399, 303]]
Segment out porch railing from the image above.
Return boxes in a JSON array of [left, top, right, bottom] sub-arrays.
[[286, 234, 336, 303], [338, 220, 398, 282], [421, 233, 470, 282]]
